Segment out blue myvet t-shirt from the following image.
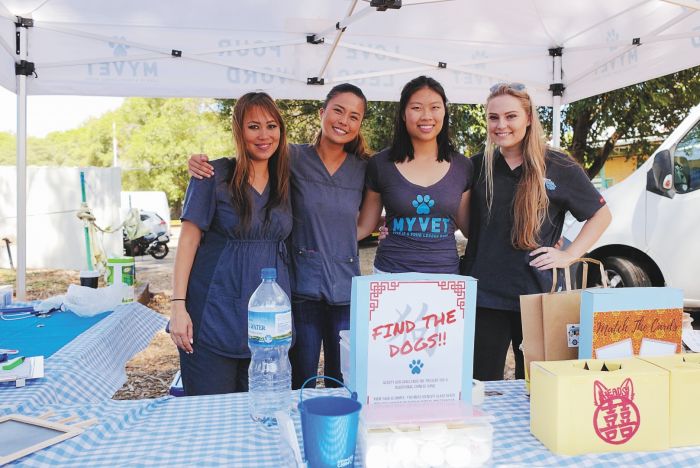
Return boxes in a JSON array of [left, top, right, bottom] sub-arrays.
[[289, 144, 367, 305], [181, 158, 292, 358], [366, 149, 473, 274]]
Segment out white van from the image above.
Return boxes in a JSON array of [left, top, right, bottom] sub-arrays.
[[563, 104, 700, 309]]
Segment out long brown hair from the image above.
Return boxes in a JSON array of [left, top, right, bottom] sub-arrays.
[[313, 83, 371, 159], [484, 84, 548, 250], [229, 92, 290, 233]]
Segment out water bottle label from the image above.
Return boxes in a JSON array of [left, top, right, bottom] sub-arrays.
[[248, 308, 292, 346]]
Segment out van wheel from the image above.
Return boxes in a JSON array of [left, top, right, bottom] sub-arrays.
[[602, 256, 651, 288]]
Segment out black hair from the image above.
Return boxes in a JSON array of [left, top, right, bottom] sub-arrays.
[[389, 75, 454, 163], [314, 83, 371, 159]]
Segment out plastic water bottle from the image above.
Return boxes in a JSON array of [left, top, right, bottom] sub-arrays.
[[248, 267, 292, 427]]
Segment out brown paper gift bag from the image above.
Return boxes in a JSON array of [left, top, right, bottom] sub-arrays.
[[520, 258, 608, 390]]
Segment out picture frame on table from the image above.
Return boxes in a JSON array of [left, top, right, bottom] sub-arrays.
[[0, 414, 84, 464]]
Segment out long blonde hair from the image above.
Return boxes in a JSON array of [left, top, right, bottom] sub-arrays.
[[483, 84, 548, 250]]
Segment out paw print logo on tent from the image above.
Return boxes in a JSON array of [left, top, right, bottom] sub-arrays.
[[412, 195, 434, 215], [109, 37, 130, 57]]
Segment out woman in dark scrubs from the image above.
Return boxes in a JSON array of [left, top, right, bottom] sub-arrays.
[[170, 92, 292, 396], [462, 83, 612, 381], [187, 84, 370, 390]]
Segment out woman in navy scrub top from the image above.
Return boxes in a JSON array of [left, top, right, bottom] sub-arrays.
[[357, 76, 472, 274], [462, 83, 612, 381], [187, 84, 370, 390], [170, 92, 292, 396]]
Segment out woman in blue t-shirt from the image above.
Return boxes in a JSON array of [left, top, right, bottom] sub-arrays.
[[462, 83, 612, 380], [187, 84, 370, 390], [170, 92, 292, 396], [357, 75, 472, 274]]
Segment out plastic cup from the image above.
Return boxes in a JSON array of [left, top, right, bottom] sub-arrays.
[[79, 270, 100, 288], [298, 375, 361, 468]]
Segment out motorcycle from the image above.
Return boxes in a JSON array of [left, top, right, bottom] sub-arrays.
[[124, 231, 170, 259]]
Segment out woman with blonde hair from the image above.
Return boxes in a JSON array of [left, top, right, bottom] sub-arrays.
[[170, 92, 292, 395], [461, 83, 611, 381]]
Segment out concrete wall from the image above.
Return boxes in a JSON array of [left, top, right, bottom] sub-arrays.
[[0, 166, 122, 270]]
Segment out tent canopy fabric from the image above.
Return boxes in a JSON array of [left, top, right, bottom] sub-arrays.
[[0, 0, 699, 106], [1, 0, 699, 299]]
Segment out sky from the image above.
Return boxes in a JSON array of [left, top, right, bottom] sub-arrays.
[[0, 88, 124, 137]]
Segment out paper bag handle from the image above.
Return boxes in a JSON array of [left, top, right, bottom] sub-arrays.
[[549, 257, 608, 293]]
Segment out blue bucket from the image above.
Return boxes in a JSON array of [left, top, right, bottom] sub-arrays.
[[298, 376, 362, 468]]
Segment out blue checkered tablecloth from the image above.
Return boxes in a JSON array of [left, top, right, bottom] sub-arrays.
[[7, 380, 700, 466], [0, 302, 167, 415]]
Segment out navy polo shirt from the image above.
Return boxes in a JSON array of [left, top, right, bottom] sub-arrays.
[[462, 149, 606, 311], [289, 144, 367, 305], [181, 158, 293, 358]]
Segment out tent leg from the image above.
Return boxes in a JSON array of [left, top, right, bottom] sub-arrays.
[[552, 97, 561, 148], [16, 25, 28, 300]]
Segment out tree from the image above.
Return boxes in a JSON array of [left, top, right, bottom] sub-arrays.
[[117, 98, 232, 214], [560, 66, 700, 177]]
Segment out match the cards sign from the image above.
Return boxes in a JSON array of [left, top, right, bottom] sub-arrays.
[[349, 273, 477, 405], [579, 287, 683, 359]]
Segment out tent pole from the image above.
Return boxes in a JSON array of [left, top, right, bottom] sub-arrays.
[[552, 96, 561, 148], [315, 0, 361, 80], [550, 49, 563, 148], [16, 25, 28, 300]]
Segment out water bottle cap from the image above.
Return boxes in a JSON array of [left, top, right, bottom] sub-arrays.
[[260, 267, 277, 280]]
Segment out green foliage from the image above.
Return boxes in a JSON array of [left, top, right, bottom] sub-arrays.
[[7, 66, 698, 214], [561, 66, 700, 177], [0, 132, 15, 164], [116, 98, 232, 214]]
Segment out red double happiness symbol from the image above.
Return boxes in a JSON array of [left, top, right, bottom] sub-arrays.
[[592, 378, 641, 445]]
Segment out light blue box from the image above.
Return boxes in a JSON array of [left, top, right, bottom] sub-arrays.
[[579, 287, 683, 359], [350, 273, 477, 406]]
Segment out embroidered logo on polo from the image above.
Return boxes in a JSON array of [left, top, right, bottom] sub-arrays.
[[544, 178, 557, 191], [392, 194, 450, 239]]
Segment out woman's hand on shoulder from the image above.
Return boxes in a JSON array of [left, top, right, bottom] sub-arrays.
[[529, 245, 575, 271], [169, 302, 194, 353], [188, 154, 214, 179]]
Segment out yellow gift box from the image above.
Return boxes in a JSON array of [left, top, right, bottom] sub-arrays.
[[530, 358, 669, 455], [640, 354, 700, 447]]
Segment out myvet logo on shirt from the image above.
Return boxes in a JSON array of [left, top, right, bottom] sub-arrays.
[[392, 194, 449, 239]]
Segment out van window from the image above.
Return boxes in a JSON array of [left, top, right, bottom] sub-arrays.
[[674, 121, 700, 194]]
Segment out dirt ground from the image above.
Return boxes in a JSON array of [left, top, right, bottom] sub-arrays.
[[0, 233, 514, 400]]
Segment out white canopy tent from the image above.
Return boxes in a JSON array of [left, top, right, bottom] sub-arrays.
[[0, 0, 699, 298]]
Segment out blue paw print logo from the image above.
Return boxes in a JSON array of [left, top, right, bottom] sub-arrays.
[[412, 195, 434, 215], [544, 178, 557, 191], [409, 359, 424, 375], [109, 37, 130, 57]]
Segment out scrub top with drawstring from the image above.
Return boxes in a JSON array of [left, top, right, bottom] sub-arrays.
[[181, 158, 292, 358], [289, 144, 367, 305]]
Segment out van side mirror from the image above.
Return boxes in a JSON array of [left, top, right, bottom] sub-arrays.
[[646, 150, 675, 199]]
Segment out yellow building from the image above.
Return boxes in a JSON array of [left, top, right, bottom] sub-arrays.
[[597, 153, 643, 188]]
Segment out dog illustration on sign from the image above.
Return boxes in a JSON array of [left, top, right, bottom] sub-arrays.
[[592, 378, 641, 445]]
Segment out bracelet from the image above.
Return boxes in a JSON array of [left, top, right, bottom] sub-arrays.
[[171, 298, 186, 302]]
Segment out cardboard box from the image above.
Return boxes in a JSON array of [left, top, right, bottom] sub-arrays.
[[579, 287, 683, 359], [640, 354, 700, 447], [530, 358, 669, 455]]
